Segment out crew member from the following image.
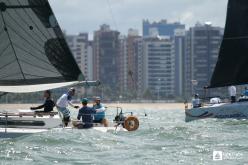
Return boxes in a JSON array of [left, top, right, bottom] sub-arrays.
[[77, 98, 104, 129], [30, 90, 55, 113], [192, 94, 201, 108], [243, 87, 248, 96], [93, 97, 108, 127], [56, 88, 79, 126], [239, 87, 248, 102], [228, 86, 236, 103]]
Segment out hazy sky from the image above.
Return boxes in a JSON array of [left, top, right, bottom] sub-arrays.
[[49, 0, 228, 36]]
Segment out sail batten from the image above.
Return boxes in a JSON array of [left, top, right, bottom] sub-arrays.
[[209, 0, 248, 88], [0, 0, 84, 88]]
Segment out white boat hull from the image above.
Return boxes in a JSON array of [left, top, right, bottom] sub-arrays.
[[185, 102, 248, 122], [0, 110, 63, 138], [93, 126, 127, 133], [0, 128, 48, 138], [0, 126, 127, 138], [0, 110, 130, 138]]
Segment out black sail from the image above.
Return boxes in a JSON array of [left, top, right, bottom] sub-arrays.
[[210, 0, 248, 88], [0, 0, 83, 86]]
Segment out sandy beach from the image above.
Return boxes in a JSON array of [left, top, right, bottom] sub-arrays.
[[0, 103, 184, 111]]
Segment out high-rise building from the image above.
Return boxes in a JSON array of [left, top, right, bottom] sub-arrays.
[[118, 29, 143, 98], [184, 23, 224, 98], [173, 29, 186, 98], [118, 35, 128, 93], [126, 31, 143, 94], [143, 19, 185, 37], [66, 33, 93, 81], [143, 37, 175, 99], [133, 37, 144, 98], [93, 24, 120, 92], [66, 33, 94, 96]]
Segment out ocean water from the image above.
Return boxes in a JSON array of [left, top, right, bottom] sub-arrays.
[[0, 107, 248, 165]]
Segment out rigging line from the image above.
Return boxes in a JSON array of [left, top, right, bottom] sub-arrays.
[[3, 23, 70, 70], [0, 44, 10, 58], [7, 0, 47, 43], [16, 0, 50, 40], [106, 0, 119, 31], [13, 43, 54, 66], [24, 0, 56, 38], [0, 59, 17, 71], [0, 11, 26, 80], [18, 59, 61, 75], [5, 10, 74, 70], [4, 23, 46, 55], [0, 27, 6, 37], [5, 11, 45, 48], [14, 1, 76, 71], [9, 21, 73, 70], [21, 0, 58, 39], [7, 3, 68, 67]]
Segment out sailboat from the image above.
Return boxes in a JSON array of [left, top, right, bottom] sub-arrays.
[[0, 0, 139, 137], [185, 0, 248, 122]]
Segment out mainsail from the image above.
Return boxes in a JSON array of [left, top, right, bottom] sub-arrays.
[[210, 0, 248, 88], [0, 0, 85, 92]]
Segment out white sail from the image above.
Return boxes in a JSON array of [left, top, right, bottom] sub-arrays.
[[0, 81, 100, 93]]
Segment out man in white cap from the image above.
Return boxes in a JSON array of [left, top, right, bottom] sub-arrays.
[[56, 88, 79, 126], [93, 97, 108, 127]]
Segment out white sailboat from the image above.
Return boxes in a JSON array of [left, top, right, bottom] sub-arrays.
[[0, 0, 139, 137], [185, 0, 248, 122]]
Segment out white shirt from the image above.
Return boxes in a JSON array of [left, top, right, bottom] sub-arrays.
[[228, 86, 236, 97], [56, 94, 70, 108]]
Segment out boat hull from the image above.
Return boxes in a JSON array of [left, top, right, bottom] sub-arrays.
[[0, 110, 130, 138], [185, 102, 248, 122], [0, 127, 127, 138], [0, 128, 48, 138]]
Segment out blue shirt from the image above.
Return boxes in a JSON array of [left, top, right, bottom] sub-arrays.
[[77, 106, 96, 128], [93, 104, 105, 121], [243, 90, 248, 96]]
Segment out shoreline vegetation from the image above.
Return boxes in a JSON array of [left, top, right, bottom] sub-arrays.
[[0, 103, 184, 111]]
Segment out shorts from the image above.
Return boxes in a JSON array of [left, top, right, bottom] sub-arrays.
[[93, 119, 104, 123], [57, 107, 70, 118], [77, 123, 93, 129]]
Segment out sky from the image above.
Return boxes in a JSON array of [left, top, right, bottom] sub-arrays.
[[49, 0, 228, 36]]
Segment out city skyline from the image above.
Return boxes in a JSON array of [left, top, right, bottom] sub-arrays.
[[66, 22, 225, 99], [50, 0, 228, 36]]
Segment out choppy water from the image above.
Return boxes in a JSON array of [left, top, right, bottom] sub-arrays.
[[1, 107, 248, 165]]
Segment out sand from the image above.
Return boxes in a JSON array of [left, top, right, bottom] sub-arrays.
[[0, 103, 184, 111]]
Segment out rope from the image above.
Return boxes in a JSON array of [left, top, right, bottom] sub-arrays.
[[106, 0, 119, 30]]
